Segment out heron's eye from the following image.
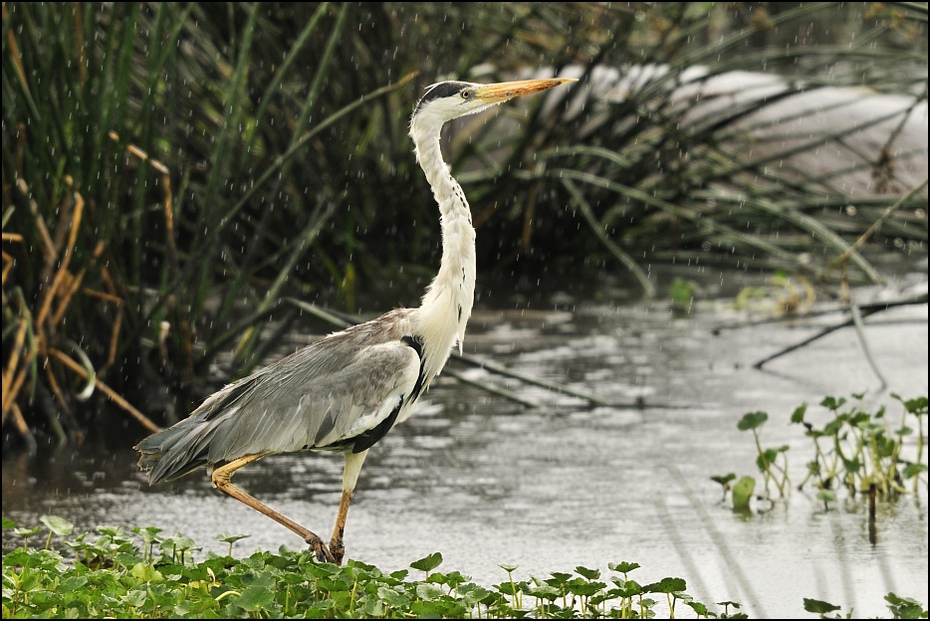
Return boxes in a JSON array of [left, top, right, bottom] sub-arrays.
[[460, 89, 472, 100]]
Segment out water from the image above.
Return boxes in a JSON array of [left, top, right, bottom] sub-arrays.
[[3, 269, 928, 618]]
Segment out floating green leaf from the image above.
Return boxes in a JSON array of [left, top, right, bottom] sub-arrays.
[[645, 577, 687, 594], [575, 566, 601, 580], [737, 411, 768, 431], [40, 515, 73, 537], [236, 585, 275, 612], [803, 597, 842, 614], [732, 476, 756, 510], [410, 552, 443, 573]]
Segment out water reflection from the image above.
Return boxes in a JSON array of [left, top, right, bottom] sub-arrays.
[[3, 276, 928, 618]]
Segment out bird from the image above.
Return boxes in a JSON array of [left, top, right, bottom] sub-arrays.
[[134, 75, 576, 565]]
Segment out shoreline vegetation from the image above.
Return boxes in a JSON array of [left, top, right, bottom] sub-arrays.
[[2, 514, 927, 619]]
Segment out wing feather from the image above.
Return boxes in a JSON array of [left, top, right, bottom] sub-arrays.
[[208, 341, 419, 461], [136, 312, 422, 483]]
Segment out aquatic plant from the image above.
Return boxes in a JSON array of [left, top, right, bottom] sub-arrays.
[[714, 392, 928, 512]]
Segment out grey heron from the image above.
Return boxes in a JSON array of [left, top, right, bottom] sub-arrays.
[[134, 76, 575, 565]]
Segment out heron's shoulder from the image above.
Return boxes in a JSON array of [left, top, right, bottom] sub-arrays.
[[236, 308, 420, 387], [328, 307, 419, 343]]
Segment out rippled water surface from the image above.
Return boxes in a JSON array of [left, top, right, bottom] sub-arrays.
[[3, 272, 928, 617]]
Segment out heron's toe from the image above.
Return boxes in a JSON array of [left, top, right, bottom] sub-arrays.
[[306, 536, 335, 564]]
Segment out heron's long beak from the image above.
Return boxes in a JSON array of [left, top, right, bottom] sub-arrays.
[[474, 77, 577, 104]]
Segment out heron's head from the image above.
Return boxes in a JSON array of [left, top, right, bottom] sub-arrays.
[[410, 77, 576, 134]]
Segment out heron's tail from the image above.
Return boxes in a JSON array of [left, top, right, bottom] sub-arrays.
[[135, 416, 213, 484], [136, 376, 255, 484]]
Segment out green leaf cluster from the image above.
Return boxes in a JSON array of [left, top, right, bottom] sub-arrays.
[[4, 515, 927, 619]]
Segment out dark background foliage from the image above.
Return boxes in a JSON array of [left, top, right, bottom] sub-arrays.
[[2, 2, 926, 449]]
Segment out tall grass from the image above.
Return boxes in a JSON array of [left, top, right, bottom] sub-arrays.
[[2, 3, 409, 444], [2, 3, 927, 447]]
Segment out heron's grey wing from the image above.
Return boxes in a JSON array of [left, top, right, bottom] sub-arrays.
[[203, 340, 421, 463]]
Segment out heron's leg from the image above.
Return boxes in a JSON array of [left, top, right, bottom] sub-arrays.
[[329, 450, 369, 565], [212, 454, 335, 563]]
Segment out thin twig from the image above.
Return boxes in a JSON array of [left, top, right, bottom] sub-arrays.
[[445, 370, 540, 408], [831, 178, 929, 269], [713, 292, 928, 333], [752, 293, 928, 369], [285, 298, 684, 410]]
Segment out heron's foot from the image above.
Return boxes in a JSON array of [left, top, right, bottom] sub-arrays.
[[329, 536, 345, 566], [306, 535, 336, 564]]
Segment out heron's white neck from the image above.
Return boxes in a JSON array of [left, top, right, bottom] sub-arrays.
[[410, 119, 477, 381]]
